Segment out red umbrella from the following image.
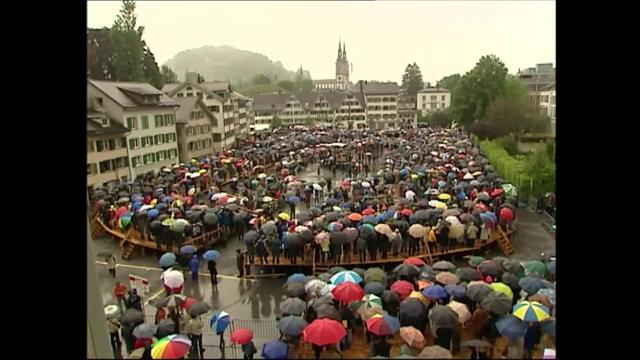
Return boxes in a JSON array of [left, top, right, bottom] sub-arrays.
[[400, 208, 413, 217], [332, 281, 365, 303], [362, 208, 375, 215], [391, 280, 414, 300], [475, 203, 488, 211], [404, 257, 426, 267], [499, 208, 514, 222], [116, 206, 128, 218], [230, 328, 254, 345], [491, 188, 504, 197], [303, 318, 346, 346], [180, 297, 198, 310]]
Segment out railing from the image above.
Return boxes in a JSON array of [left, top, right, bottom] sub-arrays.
[[144, 314, 278, 339]]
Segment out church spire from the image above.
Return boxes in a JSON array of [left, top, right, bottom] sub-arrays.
[[343, 42, 347, 60], [338, 40, 342, 61]]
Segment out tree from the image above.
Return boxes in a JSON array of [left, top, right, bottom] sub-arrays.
[[522, 146, 555, 197], [161, 65, 178, 84], [87, 28, 115, 80], [293, 67, 313, 94], [438, 74, 461, 92], [270, 114, 282, 129], [450, 55, 509, 128], [252, 74, 271, 85], [110, 0, 145, 82], [429, 110, 453, 128], [277, 80, 295, 92], [401, 63, 425, 97], [142, 42, 163, 89]]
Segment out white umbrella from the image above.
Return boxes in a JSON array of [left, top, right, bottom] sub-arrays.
[[313, 184, 322, 191], [408, 224, 427, 238], [463, 173, 474, 180], [449, 222, 465, 239], [162, 168, 172, 173], [190, 172, 201, 179], [361, 181, 371, 188], [262, 196, 274, 202], [211, 192, 228, 201], [447, 300, 471, 324], [374, 223, 393, 235], [257, 173, 267, 179], [163, 270, 184, 288]]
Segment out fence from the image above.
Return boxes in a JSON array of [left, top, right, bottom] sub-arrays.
[[144, 314, 279, 338]]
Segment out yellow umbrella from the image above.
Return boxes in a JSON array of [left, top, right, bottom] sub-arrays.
[[410, 174, 419, 180], [191, 159, 198, 164], [409, 290, 429, 304], [438, 193, 451, 201], [434, 201, 448, 210], [278, 212, 290, 221], [472, 171, 482, 177], [198, 169, 207, 174], [490, 282, 514, 299]]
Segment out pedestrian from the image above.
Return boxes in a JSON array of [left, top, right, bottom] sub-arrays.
[[168, 306, 180, 334], [154, 306, 166, 325], [189, 254, 199, 282], [241, 340, 258, 360], [466, 222, 479, 248], [126, 289, 142, 311], [236, 249, 245, 277], [356, 236, 367, 263], [479, 222, 490, 254], [106, 315, 122, 353], [523, 322, 542, 359], [269, 233, 281, 264], [113, 282, 127, 311], [390, 229, 401, 256], [256, 234, 268, 265], [106, 254, 117, 278], [380, 232, 389, 259], [208, 260, 218, 285], [186, 315, 205, 358]]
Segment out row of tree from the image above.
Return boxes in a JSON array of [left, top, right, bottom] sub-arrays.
[[87, 0, 178, 89], [248, 66, 314, 94]]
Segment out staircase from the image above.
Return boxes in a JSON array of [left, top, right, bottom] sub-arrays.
[[495, 225, 515, 256]]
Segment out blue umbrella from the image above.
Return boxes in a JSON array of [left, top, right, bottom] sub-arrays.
[[519, 277, 544, 295], [202, 250, 220, 262], [385, 207, 397, 217], [496, 315, 527, 340], [288, 195, 300, 204], [132, 195, 144, 202], [262, 340, 288, 360], [540, 318, 556, 337], [380, 313, 401, 333], [422, 284, 448, 301], [377, 213, 389, 222], [330, 270, 363, 285], [438, 181, 447, 188], [363, 215, 378, 225], [287, 273, 306, 284], [546, 261, 556, 275], [156, 203, 168, 211], [131, 201, 143, 212], [180, 245, 197, 255], [444, 285, 466, 299], [341, 202, 351, 209], [364, 282, 385, 296], [277, 315, 308, 336], [209, 311, 231, 334], [159, 253, 176, 267], [399, 169, 409, 177]]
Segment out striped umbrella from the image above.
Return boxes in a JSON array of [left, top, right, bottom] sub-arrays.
[[366, 313, 401, 336], [512, 301, 550, 322], [150, 334, 191, 359], [209, 311, 231, 334], [158, 294, 186, 308], [352, 294, 383, 315], [330, 270, 363, 285]]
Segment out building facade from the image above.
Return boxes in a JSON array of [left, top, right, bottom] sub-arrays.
[[87, 108, 131, 188], [174, 97, 218, 162], [359, 81, 400, 130], [517, 63, 556, 134], [87, 79, 179, 179], [417, 87, 451, 116], [313, 41, 351, 92], [398, 91, 418, 129]]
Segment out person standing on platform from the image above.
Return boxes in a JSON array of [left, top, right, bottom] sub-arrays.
[[357, 236, 367, 263], [236, 249, 245, 277]]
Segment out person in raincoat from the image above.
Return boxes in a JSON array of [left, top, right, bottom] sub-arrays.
[[189, 255, 199, 281]]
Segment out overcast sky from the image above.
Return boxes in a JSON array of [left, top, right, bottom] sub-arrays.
[[87, 1, 555, 84]]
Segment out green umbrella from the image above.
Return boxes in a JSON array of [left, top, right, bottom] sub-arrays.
[[467, 256, 485, 267], [365, 268, 388, 284], [353, 267, 366, 280], [203, 212, 218, 225], [501, 184, 518, 198], [524, 260, 547, 277]]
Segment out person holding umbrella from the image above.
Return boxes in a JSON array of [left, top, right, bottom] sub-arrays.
[[523, 322, 542, 359], [236, 249, 245, 277], [189, 255, 199, 282], [105, 314, 122, 355], [186, 315, 205, 358]]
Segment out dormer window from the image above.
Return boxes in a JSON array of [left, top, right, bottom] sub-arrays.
[[101, 118, 110, 127], [96, 97, 104, 107]]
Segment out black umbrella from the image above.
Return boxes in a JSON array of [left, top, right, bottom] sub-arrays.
[[244, 230, 260, 244], [338, 218, 353, 228], [343, 228, 359, 243], [309, 207, 323, 217], [416, 200, 430, 209], [133, 323, 158, 339], [501, 272, 521, 290], [476, 193, 491, 202], [501, 260, 523, 274], [279, 297, 306, 316], [328, 266, 346, 275], [429, 305, 459, 330], [352, 267, 366, 279], [156, 319, 176, 338], [318, 272, 332, 283], [361, 226, 377, 241], [393, 220, 410, 232], [381, 290, 400, 308], [393, 264, 421, 277], [364, 282, 385, 296], [284, 282, 305, 297], [298, 229, 313, 243], [478, 261, 501, 279], [286, 232, 303, 247], [325, 212, 341, 223], [226, 204, 240, 212], [399, 298, 427, 327], [203, 212, 219, 226], [433, 261, 456, 272], [188, 302, 212, 318], [277, 315, 308, 336], [120, 308, 144, 326], [315, 303, 341, 320], [296, 212, 312, 222], [461, 339, 494, 348], [466, 283, 495, 302], [330, 231, 348, 246], [480, 292, 512, 316], [456, 267, 482, 282]]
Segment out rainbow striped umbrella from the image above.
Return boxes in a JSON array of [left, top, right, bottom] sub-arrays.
[[150, 334, 191, 359], [366, 313, 401, 336], [512, 301, 550, 322]]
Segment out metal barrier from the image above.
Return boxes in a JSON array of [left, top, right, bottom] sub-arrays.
[[143, 314, 278, 339]]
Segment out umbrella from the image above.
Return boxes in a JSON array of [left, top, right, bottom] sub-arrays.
[[418, 345, 452, 359], [332, 281, 365, 303], [305, 279, 327, 295], [186, 301, 210, 317], [444, 285, 466, 300], [422, 284, 448, 301], [158, 294, 186, 308], [429, 305, 459, 330], [375, 223, 393, 235], [393, 264, 421, 278], [435, 272, 459, 286], [502, 259, 523, 274], [156, 319, 177, 338], [230, 328, 254, 345], [512, 301, 550, 322], [203, 212, 218, 225], [364, 282, 386, 296], [179, 245, 197, 255], [466, 283, 495, 302], [524, 260, 547, 277], [314, 302, 341, 320], [104, 304, 119, 319], [366, 313, 401, 336], [408, 224, 427, 238], [353, 294, 383, 314], [519, 277, 544, 295], [209, 311, 231, 333], [133, 323, 158, 339], [391, 280, 415, 300], [536, 288, 556, 306], [284, 282, 306, 297], [318, 272, 332, 283], [480, 292, 512, 316], [279, 297, 306, 316], [302, 318, 346, 346], [278, 212, 290, 221], [477, 261, 501, 279], [162, 270, 184, 289], [326, 222, 344, 232], [399, 326, 425, 348], [461, 339, 493, 349], [447, 300, 471, 323], [404, 257, 426, 267], [456, 267, 482, 282], [432, 261, 456, 272], [363, 215, 379, 224], [262, 222, 278, 235], [151, 334, 191, 359], [348, 213, 363, 222], [331, 270, 362, 285], [490, 282, 514, 299], [202, 250, 220, 262], [540, 318, 556, 338], [501, 272, 520, 289], [159, 253, 177, 268], [496, 315, 527, 339], [262, 340, 288, 360]]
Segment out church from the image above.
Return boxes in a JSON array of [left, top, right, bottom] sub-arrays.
[[313, 41, 352, 92]]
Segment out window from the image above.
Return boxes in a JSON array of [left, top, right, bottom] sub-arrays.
[[96, 140, 105, 152], [172, 149, 178, 158], [98, 160, 113, 173], [430, 96, 437, 101], [121, 137, 127, 148], [430, 103, 437, 110], [157, 151, 165, 161], [141, 137, 148, 147], [126, 117, 138, 130], [128, 138, 140, 149], [186, 93, 193, 97], [96, 97, 104, 106], [107, 138, 116, 150], [141, 116, 149, 129], [422, 96, 426, 101], [154, 115, 163, 127], [87, 163, 98, 175], [188, 142, 194, 151], [87, 141, 95, 153], [154, 135, 162, 145], [207, 95, 213, 99], [441, 95, 446, 101], [213, 133, 222, 142], [131, 156, 141, 167], [101, 118, 110, 127], [177, 93, 184, 98]]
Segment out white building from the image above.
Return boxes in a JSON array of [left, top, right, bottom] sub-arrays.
[[87, 79, 179, 179], [174, 97, 218, 162], [537, 83, 556, 134], [358, 81, 400, 130], [417, 87, 451, 116], [87, 108, 131, 188]]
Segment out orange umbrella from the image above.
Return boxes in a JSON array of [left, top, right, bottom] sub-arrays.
[[347, 213, 363, 222]]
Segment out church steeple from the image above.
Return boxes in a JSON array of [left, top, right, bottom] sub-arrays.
[[343, 42, 347, 59], [337, 40, 342, 61]]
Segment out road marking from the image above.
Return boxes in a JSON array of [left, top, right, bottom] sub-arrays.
[[95, 261, 258, 282], [144, 288, 165, 305]]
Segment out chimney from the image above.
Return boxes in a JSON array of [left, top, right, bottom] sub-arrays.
[[427, 82, 431, 88], [185, 72, 198, 84]]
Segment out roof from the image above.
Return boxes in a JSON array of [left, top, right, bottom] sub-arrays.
[[162, 81, 226, 102], [173, 97, 218, 125], [313, 79, 339, 84], [361, 82, 399, 95], [231, 91, 251, 101], [201, 81, 231, 92], [254, 91, 366, 111], [89, 79, 178, 108], [418, 87, 450, 93], [87, 109, 130, 136], [252, 93, 291, 111]]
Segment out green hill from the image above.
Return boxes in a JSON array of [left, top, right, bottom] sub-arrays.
[[237, 84, 291, 97]]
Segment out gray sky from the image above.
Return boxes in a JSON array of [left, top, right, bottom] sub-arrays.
[[87, 1, 555, 84]]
